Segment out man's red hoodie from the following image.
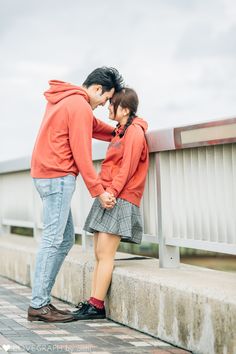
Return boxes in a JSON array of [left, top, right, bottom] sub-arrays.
[[101, 118, 149, 207], [31, 80, 114, 197]]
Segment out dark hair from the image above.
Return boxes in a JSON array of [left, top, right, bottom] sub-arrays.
[[83, 67, 124, 93], [111, 88, 139, 138]]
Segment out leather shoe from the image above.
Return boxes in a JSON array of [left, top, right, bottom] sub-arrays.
[[27, 305, 75, 322], [69, 300, 89, 315], [74, 301, 89, 312], [48, 303, 71, 315], [73, 303, 106, 320]]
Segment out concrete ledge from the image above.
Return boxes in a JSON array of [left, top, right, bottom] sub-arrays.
[[0, 235, 235, 354]]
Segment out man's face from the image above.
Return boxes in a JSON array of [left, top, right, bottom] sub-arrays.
[[89, 85, 115, 110]]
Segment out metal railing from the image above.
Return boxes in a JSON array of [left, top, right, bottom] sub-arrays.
[[1, 117, 236, 267]]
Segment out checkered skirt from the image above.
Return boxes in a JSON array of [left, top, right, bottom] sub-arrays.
[[83, 198, 143, 244]]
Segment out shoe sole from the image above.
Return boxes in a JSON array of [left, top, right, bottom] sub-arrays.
[[27, 315, 75, 323], [74, 314, 106, 321]]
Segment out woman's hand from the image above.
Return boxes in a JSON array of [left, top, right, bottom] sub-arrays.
[[98, 192, 116, 209]]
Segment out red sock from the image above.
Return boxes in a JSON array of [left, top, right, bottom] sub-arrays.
[[89, 297, 104, 309]]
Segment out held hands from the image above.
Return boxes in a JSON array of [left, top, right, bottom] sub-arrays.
[[98, 191, 116, 209]]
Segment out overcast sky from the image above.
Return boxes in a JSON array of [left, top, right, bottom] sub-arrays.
[[0, 0, 236, 161]]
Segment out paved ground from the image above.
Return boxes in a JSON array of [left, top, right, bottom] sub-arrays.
[[0, 276, 191, 354]]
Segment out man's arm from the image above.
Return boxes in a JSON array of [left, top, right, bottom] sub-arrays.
[[67, 97, 115, 207], [92, 116, 114, 142]]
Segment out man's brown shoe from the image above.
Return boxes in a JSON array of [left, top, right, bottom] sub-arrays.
[[48, 303, 71, 315], [27, 305, 75, 322]]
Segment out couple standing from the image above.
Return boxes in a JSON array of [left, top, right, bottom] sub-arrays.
[[28, 67, 149, 323]]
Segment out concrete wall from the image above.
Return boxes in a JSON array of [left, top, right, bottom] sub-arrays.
[[0, 235, 235, 354]]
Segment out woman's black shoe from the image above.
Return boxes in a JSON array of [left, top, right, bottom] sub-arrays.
[[75, 301, 89, 311], [73, 303, 106, 320], [72, 301, 90, 316]]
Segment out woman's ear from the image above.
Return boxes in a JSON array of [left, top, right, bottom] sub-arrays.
[[123, 107, 130, 116]]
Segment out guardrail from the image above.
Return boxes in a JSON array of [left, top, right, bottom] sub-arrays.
[[1, 117, 236, 267]]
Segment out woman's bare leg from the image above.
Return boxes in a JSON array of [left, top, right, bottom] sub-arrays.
[[90, 233, 99, 297], [93, 232, 121, 301]]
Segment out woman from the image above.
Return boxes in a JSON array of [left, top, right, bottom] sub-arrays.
[[74, 88, 149, 320]]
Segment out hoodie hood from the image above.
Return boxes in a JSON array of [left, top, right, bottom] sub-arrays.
[[132, 117, 148, 132], [44, 80, 89, 104], [115, 117, 148, 137]]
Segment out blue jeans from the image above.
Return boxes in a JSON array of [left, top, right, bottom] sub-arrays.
[[31, 174, 76, 308]]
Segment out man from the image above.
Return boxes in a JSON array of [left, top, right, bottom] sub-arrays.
[[28, 67, 124, 322]]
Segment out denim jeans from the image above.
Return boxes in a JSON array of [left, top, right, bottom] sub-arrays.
[[31, 174, 76, 308]]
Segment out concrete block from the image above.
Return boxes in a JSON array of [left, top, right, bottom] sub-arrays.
[[0, 235, 235, 354]]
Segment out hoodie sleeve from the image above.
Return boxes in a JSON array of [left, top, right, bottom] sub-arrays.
[[106, 125, 145, 197], [67, 97, 105, 197], [92, 117, 114, 142]]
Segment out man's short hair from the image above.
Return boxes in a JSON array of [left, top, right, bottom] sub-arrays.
[[83, 67, 124, 93]]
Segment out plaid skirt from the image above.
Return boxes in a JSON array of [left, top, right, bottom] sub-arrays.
[[83, 198, 143, 244]]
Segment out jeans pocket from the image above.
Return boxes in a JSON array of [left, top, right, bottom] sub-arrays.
[[33, 178, 61, 198]]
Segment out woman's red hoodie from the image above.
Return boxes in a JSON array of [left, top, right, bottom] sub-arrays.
[[101, 118, 149, 207]]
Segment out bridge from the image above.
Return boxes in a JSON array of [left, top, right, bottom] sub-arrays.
[[0, 117, 235, 354]]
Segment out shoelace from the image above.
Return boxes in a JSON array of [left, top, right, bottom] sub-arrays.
[[41, 306, 51, 314], [75, 301, 88, 309]]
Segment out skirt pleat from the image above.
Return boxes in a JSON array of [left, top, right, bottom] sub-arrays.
[[84, 198, 143, 244]]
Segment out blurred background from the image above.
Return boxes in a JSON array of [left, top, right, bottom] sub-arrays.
[[1, 0, 236, 271]]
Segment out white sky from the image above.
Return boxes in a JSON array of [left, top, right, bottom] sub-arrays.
[[0, 0, 236, 161]]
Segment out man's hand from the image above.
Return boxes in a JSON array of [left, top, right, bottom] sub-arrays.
[[98, 192, 116, 209]]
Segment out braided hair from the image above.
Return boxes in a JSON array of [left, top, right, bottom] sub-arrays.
[[111, 88, 139, 138]]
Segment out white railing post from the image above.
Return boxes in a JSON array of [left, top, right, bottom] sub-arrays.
[[0, 178, 10, 236], [0, 221, 10, 236], [81, 230, 94, 252], [155, 153, 180, 268], [81, 230, 87, 252], [0, 180, 5, 236]]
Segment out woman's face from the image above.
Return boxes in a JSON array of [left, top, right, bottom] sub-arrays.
[[108, 102, 129, 123]]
